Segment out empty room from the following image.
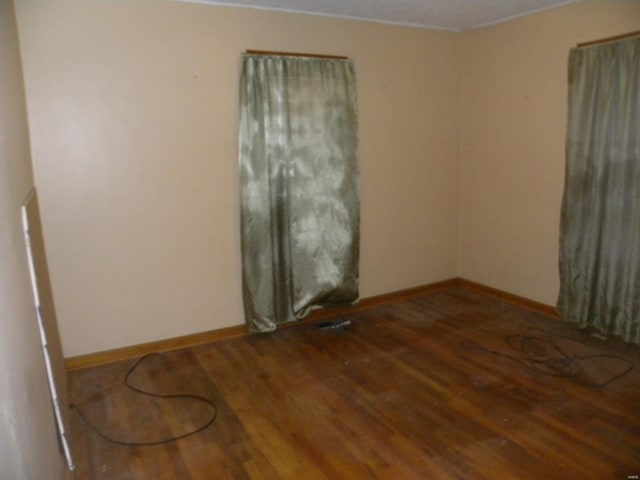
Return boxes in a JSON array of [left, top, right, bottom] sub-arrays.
[[1, 0, 639, 478]]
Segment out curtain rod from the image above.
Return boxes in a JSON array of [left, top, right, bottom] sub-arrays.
[[577, 29, 640, 48], [245, 49, 348, 60]]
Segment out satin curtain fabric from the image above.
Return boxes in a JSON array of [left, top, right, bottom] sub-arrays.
[[558, 37, 640, 345], [239, 54, 360, 332]]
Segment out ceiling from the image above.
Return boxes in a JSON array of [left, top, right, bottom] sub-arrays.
[[187, 0, 580, 31]]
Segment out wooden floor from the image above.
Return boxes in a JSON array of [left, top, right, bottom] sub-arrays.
[[68, 286, 640, 479]]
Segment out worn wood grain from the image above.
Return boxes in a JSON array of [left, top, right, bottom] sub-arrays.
[[68, 286, 640, 479]]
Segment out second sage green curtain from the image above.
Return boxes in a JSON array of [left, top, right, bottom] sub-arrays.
[[558, 37, 640, 345], [239, 54, 360, 332]]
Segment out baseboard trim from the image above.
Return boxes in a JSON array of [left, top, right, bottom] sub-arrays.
[[64, 324, 248, 371], [65, 277, 557, 370], [65, 278, 459, 370], [457, 278, 559, 320]]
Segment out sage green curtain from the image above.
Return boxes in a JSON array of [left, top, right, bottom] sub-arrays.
[[558, 37, 640, 345], [239, 54, 360, 332]]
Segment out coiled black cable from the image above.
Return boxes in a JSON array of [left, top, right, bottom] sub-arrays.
[[72, 352, 217, 446], [460, 328, 634, 388]]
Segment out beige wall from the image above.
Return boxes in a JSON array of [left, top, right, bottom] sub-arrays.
[[14, 0, 640, 357], [458, 0, 640, 305], [15, 0, 461, 357], [0, 1, 68, 478]]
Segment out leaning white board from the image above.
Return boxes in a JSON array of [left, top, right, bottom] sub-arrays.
[[22, 188, 74, 470]]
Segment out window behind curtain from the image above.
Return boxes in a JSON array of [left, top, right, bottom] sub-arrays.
[[238, 54, 360, 332], [558, 37, 640, 345]]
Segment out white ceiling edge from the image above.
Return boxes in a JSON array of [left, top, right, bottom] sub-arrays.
[[175, 0, 583, 32], [177, 0, 460, 31], [470, 0, 580, 29]]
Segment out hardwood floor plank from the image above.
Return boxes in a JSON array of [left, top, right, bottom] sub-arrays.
[[68, 286, 640, 479]]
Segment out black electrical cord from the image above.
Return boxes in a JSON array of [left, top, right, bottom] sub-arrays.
[[460, 328, 634, 388], [71, 352, 217, 447]]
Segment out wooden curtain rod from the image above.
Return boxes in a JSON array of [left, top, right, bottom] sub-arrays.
[[245, 49, 348, 60], [577, 29, 640, 48]]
